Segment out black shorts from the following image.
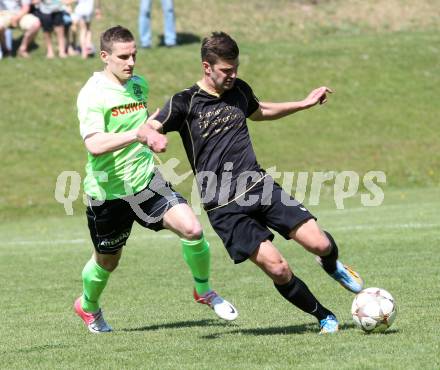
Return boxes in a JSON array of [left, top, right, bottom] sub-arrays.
[[207, 177, 315, 264], [34, 10, 64, 32], [86, 170, 186, 254]]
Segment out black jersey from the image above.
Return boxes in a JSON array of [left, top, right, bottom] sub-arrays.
[[157, 78, 266, 210]]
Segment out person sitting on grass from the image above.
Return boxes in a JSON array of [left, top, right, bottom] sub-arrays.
[[33, 0, 66, 58], [0, 0, 41, 58]]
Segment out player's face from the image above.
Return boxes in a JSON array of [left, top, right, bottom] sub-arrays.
[[101, 41, 137, 84], [204, 58, 239, 93]]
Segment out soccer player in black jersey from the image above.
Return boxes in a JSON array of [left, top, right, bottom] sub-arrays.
[[137, 31, 364, 333]]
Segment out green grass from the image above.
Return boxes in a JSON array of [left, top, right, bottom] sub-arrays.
[[1, 1, 439, 220], [0, 187, 439, 369], [1, 0, 439, 368]]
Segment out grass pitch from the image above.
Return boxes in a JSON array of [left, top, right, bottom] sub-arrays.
[[0, 187, 438, 369], [1, 1, 439, 220], [1, 1, 439, 368]]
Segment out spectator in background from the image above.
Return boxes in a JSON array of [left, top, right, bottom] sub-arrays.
[[138, 0, 176, 48], [34, 0, 66, 58], [0, 27, 12, 58], [0, 0, 41, 57], [67, 0, 101, 58], [61, 0, 78, 56]]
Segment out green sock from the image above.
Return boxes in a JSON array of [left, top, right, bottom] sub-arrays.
[[181, 235, 211, 295], [81, 258, 110, 313]]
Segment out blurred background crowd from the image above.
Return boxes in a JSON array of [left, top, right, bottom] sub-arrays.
[[0, 0, 176, 59]]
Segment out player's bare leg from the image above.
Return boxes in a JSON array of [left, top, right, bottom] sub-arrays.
[[289, 219, 364, 293], [250, 240, 339, 333], [18, 19, 40, 58], [54, 25, 66, 58]]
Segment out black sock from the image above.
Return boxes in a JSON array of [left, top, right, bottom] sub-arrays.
[[274, 275, 334, 321], [320, 231, 339, 274]]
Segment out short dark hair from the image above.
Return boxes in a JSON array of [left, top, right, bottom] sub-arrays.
[[201, 32, 239, 64], [100, 25, 135, 53]]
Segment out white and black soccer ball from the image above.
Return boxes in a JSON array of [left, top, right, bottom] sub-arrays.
[[351, 287, 396, 333]]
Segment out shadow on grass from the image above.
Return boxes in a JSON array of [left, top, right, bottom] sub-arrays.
[[339, 322, 357, 330], [201, 322, 319, 339], [359, 328, 399, 335], [158, 32, 201, 47], [122, 319, 397, 337], [201, 321, 392, 339], [121, 319, 228, 332], [340, 322, 399, 334]]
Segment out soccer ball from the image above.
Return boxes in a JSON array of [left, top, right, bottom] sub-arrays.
[[351, 287, 396, 333]]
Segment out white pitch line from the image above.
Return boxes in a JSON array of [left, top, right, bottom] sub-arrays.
[[318, 201, 438, 215], [2, 223, 439, 246], [331, 223, 440, 232], [1, 233, 179, 246]]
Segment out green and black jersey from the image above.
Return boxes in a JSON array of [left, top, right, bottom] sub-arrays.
[[77, 72, 154, 200]]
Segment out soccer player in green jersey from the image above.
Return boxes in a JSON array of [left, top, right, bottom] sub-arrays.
[[74, 26, 237, 334]]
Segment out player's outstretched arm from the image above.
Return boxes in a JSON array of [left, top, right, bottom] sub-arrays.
[[250, 86, 333, 121]]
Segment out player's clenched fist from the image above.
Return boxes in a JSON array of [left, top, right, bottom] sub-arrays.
[[137, 123, 168, 153]]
